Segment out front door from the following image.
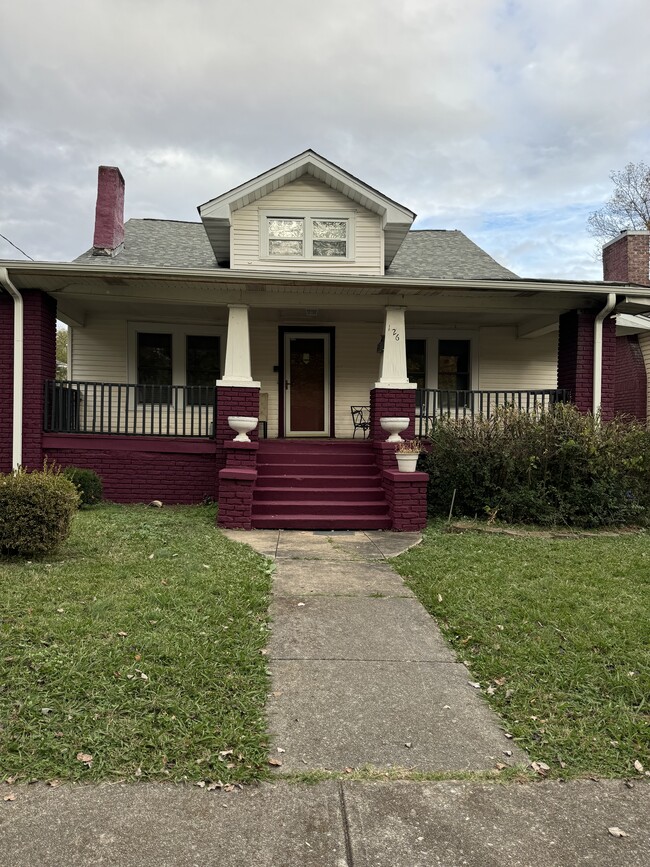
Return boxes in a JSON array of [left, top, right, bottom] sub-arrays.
[[284, 332, 330, 436]]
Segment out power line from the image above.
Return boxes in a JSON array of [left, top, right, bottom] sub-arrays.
[[0, 232, 34, 261]]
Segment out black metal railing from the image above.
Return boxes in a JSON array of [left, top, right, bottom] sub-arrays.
[[44, 380, 217, 438], [415, 389, 570, 436]]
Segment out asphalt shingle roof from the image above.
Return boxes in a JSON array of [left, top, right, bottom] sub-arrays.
[[74, 220, 518, 280]]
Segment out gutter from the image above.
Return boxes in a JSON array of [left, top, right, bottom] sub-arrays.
[[0, 268, 23, 469], [3, 260, 650, 298], [593, 292, 617, 416]]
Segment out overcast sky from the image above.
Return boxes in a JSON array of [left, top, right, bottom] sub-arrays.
[[1, 0, 649, 280]]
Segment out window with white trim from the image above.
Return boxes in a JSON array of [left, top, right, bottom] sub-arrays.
[[262, 212, 353, 259]]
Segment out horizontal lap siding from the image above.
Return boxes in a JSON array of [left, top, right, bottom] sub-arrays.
[[71, 316, 127, 382], [478, 328, 558, 390], [231, 176, 383, 275], [639, 333, 650, 424]]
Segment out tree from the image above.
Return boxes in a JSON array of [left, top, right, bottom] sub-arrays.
[[587, 161, 650, 245], [56, 326, 68, 380]]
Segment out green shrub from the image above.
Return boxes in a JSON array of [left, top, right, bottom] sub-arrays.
[[0, 467, 79, 558], [421, 404, 650, 528], [62, 466, 103, 507]]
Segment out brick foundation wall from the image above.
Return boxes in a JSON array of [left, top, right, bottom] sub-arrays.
[[0, 290, 13, 473], [369, 388, 416, 441], [43, 435, 217, 504], [615, 335, 647, 421], [382, 469, 428, 531], [215, 386, 260, 471], [557, 309, 616, 420]]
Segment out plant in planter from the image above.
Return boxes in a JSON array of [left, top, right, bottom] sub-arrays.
[[395, 438, 424, 472]]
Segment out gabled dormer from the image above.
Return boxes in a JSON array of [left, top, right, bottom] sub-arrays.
[[198, 149, 415, 275]]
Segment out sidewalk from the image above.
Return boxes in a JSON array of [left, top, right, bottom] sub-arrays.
[[3, 529, 648, 866], [230, 528, 528, 773]]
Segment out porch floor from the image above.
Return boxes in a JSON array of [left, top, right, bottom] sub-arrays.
[[251, 440, 391, 530]]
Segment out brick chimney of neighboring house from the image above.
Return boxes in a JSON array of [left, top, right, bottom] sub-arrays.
[[603, 230, 650, 423], [602, 230, 650, 285], [92, 166, 125, 256]]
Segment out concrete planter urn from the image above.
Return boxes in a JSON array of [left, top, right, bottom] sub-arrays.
[[227, 416, 258, 442], [380, 416, 409, 442]]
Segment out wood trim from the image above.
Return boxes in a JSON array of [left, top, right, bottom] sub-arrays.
[[278, 326, 335, 438]]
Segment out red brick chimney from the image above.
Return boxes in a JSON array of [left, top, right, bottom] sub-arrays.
[[92, 166, 125, 256], [602, 230, 650, 285]]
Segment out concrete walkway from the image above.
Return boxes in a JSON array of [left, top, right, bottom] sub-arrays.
[[226, 529, 528, 773], [4, 530, 648, 865]]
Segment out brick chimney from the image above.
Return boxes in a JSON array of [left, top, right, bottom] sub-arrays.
[[92, 166, 125, 256], [602, 230, 650, 285]]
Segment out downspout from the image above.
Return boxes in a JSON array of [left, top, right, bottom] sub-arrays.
[[0, 267, 23, 470], [593, 292, 617, 417]]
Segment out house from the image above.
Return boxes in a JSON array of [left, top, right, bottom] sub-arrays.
[[2, 150, 650, 531]]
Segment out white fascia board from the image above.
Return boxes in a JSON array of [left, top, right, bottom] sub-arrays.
[[616, 313, 650, 335], [6, 261, 650, 299], [198, 151, 414, 226]]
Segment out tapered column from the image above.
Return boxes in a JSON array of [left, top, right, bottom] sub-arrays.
[[375, 307, 415, 389], [217, 304, 260, 389]]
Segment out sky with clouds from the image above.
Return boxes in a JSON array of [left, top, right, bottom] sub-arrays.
[[1, 0, 649, 280]]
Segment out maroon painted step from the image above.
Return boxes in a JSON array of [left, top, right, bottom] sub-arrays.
[[252, 439, 391, 530]]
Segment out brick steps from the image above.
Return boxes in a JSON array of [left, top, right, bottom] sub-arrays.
[[252, 440, 390, 530]]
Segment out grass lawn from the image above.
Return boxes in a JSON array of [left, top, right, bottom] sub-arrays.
[[394, 525, 650, 780], [0, 504, 272, 784]]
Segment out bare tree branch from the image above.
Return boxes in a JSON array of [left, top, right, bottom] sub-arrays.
[[588, 162, 650, 245]]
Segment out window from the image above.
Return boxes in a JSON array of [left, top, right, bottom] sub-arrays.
[[263, 212, 352, 259], [137, 332, 172, 403], [406, 339, 427, 391], [438, 339, 471, 408], [133, 327, 222, 402]]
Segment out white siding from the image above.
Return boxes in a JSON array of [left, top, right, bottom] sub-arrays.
[[639, 332, 650, 423], [250, 321, 378, 438], [71, 317, 127, 382], [478, 328, 558, 391], [231, 176, 383, 275]]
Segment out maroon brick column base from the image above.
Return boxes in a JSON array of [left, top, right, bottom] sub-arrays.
[[557, 310, 616, 420], [215, 386, 260, 476], [382, 469, 428, 531], [22, 290, 57, 469], [373, 440, 398, 472], [217, 441, 259, 530], [369, 388, 416, 441]]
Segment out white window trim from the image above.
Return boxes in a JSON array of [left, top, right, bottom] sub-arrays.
[[407, 329, 480, 392], [260, 208, 355, 261], [127, 322, 226, 386]]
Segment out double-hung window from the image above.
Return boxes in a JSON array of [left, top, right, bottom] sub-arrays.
[[263, 212, 352, 260], [134, 328, 222, 404]]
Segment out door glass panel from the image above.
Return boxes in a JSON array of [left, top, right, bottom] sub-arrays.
[[186, 335, 220, 405]]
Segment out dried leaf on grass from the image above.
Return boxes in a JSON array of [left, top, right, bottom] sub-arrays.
[[76, 752, 93, 767]]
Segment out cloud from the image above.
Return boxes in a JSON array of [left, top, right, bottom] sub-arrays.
[[1, 0, 649, 278]]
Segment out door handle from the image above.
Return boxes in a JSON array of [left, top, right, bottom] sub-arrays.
[[285, 380, 290, 391]]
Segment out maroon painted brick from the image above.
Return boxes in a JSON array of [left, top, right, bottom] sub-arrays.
[[558, 310, 616, 420], [615, 335, 647, 422], [215, 386, 260, 473], [380, 469, 428, 531], [93, 166, 125, 252], [45, 438, 217, 504], [369, 388, 416, 441]]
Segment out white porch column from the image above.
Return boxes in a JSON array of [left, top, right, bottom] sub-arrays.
[[216, 304, 260, 388], [375, 306, 416, 389]]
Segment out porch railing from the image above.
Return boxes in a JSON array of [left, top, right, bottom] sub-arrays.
[[415, 389, 570, 436], [44, 380, 216, 438]]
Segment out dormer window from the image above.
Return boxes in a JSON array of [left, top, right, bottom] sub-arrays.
[[262, 211, 353, 260]]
